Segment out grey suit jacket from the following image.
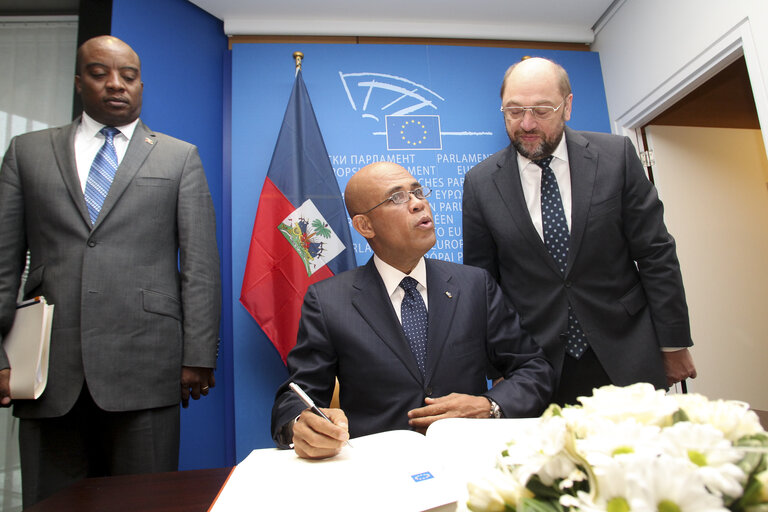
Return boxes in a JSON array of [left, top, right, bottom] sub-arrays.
[[463, 127, 692, 389], [271, 258, 554, 445], [0, 118, 221, 418]]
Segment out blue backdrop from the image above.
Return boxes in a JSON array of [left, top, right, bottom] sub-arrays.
[[231, 43, 610, 461], [111, 0, 233, 469], [107, 0, 611, 467]]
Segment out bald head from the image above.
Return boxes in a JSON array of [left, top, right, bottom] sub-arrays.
[[75, 35, 143, 127], [76, 36, 141, 76], [345, 161, 412, 217], [345, 162, 435, 274], [500, 57, 571, 99]]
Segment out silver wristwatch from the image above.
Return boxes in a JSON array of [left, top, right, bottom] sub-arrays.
[[487, 397, 502, 418]]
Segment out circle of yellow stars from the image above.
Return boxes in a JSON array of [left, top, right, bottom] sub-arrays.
[[399, 119, 429, 146]]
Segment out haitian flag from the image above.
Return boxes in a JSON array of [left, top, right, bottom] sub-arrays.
[[240, 70, 356, 363]]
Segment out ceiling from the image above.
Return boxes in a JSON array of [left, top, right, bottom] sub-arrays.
[[188, 0, 618, 42], [0, 0, 620, 44]]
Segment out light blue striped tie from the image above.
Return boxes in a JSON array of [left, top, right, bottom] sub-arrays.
[[84, 126, 120, 225]]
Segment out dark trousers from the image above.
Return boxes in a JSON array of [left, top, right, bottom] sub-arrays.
[[19, 384, 180, 508], [552, 347, 612, 406]]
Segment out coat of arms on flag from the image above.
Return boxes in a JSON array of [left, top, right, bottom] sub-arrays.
[[240, 67, 356, 363], [277, 200, 346, 277]]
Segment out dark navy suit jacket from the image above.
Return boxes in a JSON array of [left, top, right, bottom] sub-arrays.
[[271, 257, 554, 445], [463, 127, 692, 390]]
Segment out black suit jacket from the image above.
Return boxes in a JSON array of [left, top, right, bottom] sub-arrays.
[[463, 127, 692, 390], [271, 258, 554, 445]]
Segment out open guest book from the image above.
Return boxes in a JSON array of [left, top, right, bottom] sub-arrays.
[[208, 418, 538, 512], [3, 297, 54, 399]]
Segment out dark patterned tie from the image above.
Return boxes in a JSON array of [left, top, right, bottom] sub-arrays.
[[534, 156, 588, 359], [84, 126, 120, 225], [400, 276, 428, 376]]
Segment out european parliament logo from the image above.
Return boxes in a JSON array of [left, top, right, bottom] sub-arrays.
[[339, 70, 491, 149], [386, 115, 442, 151]]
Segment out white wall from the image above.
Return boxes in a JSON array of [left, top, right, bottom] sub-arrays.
[[592, 0, 768, 154], [647, 125, 768, 409]]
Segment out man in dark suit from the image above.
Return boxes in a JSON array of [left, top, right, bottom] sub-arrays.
[[271, 161, 554, 460], [463, 57, 697, 406], [0, 36, 221, 506]]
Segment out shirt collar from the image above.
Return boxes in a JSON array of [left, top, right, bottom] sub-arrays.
[[516, 130, 570, 171], [80, 111, 140, 141], [373, 255, 428, 296]]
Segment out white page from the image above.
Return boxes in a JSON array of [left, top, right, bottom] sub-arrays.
[[209, 429, 459, 512]]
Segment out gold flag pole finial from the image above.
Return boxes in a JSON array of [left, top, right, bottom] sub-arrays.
[[293, 51, 304, 74]]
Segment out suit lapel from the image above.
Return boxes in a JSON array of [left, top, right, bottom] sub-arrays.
[[491, 147, 562, 276], [92, 120, 156, 230], [423, 260, 459, 385], [351, 260, 423, 384], [51, 120, 92, 227], [564, 127, 597, 276]]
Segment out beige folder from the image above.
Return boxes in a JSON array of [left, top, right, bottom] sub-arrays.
[[4, 297, 54, 399]]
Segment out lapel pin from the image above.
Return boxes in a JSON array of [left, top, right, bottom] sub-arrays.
[[144, 137, 154, 145], [445, 291, 453, 298]]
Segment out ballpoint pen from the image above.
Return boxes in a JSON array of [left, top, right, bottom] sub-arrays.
[[289, 382, 353, 448]]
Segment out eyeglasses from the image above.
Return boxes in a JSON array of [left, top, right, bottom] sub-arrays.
[[361, 186, 432, 214], [500, 100, 565, 120]]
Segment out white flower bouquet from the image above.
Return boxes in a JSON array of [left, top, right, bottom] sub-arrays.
[[465, 383, 768, 512]]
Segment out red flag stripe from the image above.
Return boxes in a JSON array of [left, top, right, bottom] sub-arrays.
[[240, 178, 334, 362]]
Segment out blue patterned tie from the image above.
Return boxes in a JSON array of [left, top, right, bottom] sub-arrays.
[[84, 126, 120, 225], [400, 276, 428, 376], [535, 156, 589, 359]]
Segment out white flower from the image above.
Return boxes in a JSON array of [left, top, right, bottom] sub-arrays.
[[659, 422, 746, 498], [576, 383, 678, 426], [463, 384, 768, 512], [625, 455, 730, 512], [465, 477, 506, 512], [673, 394, 764, 441], [577, 417, 662, 466], [500, 416, 577, 486]]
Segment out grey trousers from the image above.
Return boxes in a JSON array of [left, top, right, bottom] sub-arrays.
[[18, 383, 180, 508]]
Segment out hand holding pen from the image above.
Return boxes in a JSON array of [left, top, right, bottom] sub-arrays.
[[289, 382, 352, 460]]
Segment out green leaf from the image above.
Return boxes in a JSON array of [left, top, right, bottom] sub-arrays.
[[518, 497, 563, 512], [526, 476, 564, 500]]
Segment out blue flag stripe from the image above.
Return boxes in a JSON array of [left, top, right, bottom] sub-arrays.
[[265, 71, 357, 276]]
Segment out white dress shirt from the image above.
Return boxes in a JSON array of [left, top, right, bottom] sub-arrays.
[[373, 255, 428, 323], [74, 112, 139, 192], [516, 133, 572, 240]]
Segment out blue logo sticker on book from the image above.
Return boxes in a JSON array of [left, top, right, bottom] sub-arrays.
[[411, 471, 435, 482]]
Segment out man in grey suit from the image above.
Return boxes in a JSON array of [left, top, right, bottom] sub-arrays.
[[463, 57, 696, 406], [272, 161, 554, 460], [0, 36, 220, 506]]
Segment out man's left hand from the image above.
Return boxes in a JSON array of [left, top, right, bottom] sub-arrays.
[[407, 393, 490, 433], [181, 366, 215, 408], [663, 348, 697, 387]]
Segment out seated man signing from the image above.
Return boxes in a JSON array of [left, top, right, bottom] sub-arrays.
[[271, 162, 554, 459]]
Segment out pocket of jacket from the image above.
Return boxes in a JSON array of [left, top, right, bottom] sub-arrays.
[[136, 176, 174, 187], [618, 282, 647, 316], [142, 289, 182, 320]]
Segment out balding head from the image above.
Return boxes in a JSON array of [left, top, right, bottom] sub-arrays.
[[345, 162, 435, 274], [500, 57, 571, 99]]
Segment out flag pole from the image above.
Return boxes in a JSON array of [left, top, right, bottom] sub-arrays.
[[293, 51, 304, 75]]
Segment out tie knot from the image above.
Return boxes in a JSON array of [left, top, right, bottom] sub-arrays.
[[100, 126, 120, 142], [400, 276, 419, 292], [533, 156, 554, 169]]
